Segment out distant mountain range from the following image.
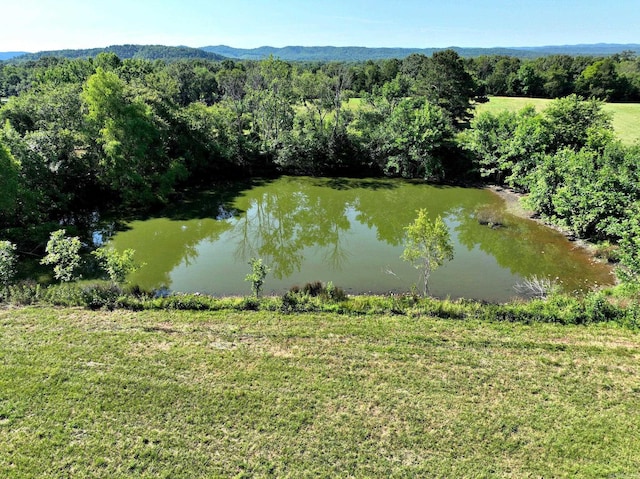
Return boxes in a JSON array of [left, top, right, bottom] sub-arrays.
[[3, 45, 226, 62], [2, 43, 639, 63], [201, 44, 640, 61]]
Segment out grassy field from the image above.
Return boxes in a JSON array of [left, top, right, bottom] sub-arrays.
[[476, 96, 640, 145], [2, 306, 640, 477]]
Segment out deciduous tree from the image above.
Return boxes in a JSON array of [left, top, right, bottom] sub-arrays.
[[401, 210, 454, 296]]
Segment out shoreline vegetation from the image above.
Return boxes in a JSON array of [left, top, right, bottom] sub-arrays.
[[1, 273, 638, 330]]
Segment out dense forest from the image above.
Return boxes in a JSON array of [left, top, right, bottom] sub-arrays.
[[1, 49, 640, 285]]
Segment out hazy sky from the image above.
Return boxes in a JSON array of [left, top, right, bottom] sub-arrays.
[[2, 0, 638, 52]]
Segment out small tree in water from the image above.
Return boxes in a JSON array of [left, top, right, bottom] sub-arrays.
[[245, 257, 270, 298], [401, 210, 454, 296]]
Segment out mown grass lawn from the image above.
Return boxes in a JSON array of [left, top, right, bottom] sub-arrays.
[[1, 306, 639, 477], [475, 96, 640, 145]]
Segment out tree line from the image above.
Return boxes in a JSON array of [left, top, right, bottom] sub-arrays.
[[0, 51, 475, 231], [1, 50, 640, 283], [467, 51, 640, 101]]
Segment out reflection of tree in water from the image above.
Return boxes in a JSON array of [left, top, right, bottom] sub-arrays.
[[230, 183, 352, 278], [107, 177, 611, 296], [105, 183, 249, 290], [229, 178, 506, 280], [108, 217, 234, 289], [353, 183, 491, 246], [231, 190, 306, 278]]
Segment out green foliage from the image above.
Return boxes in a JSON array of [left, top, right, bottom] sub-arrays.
[[246, 56, 295, 155], [354, 95, 455, 179], [92, 247, 140, 284], [0, 140, 21, 224], [617, 203, 640, 283], [401, 210, 454, 296], [80, 282, 125, 310], [525, 143, 640, 242], [42, 283, 85, 307], [1, 280, 42, 305], [408, 49, 478, 125], [544, 94, 613, 151], [40, 229, 82, 282], [0, 240, 17, 287], [576, 58, 633, 101], [245, 257, 270, 298], [384, 98, 453, 179], [82, 67, 184, 204], [4, 52, 640, 297]]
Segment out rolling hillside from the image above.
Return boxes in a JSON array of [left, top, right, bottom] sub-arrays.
[[7, 44, 226, 62], [4, 43, 638, 63], [200, 43, 640, 61]]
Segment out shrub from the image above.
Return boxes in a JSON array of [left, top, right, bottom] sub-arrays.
[[80, 282, 124, 310], [302, 281, 324, 296], [41, 229, 82, 282], [5, 280, 42, 305], [297, 281, 347, 301], [0, 240, 17, 287], [92, 247, 140, 284], [245, 258, 270, 298], [44, 283, 85, 306], [325, 281, 347, 301]]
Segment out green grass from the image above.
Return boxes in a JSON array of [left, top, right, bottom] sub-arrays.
[[2, 306, 640, 477], [476, 96, 640, 145]]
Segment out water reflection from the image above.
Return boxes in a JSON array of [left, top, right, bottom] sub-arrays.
[[105, 177, 613, 301]]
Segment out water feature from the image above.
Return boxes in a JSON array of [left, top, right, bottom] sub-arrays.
[[104, 176, 614, 302]]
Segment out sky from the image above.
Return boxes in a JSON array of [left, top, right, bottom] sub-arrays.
[[1, 0, 639, 52]]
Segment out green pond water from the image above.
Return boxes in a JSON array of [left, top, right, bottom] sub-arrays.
[[104, 176, 614, 302]]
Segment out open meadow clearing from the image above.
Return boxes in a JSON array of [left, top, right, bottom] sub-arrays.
[[1, 306, 639, 477], [476, 96, 640, 145]]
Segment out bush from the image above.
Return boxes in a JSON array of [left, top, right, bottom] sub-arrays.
[[582, 292, 620, 324], [80, 282, 124, 310], [0, 240, 17, 287], [4, 280, 42, 305], [92, 247, 141, 284], [245, 258, 270, 298], [44, 283, 85, 306], [298, 281, 347, 301], [41, 229, 82, 282]]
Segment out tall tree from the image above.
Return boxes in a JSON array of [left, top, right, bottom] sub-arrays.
[[415, 50, 478, 126], [82, 68, 183, 204]]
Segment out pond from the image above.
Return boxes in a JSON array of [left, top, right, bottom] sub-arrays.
[[103, 176, 614, 302]]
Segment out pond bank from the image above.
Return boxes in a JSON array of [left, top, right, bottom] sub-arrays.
[[485, 184, 614, 274]]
